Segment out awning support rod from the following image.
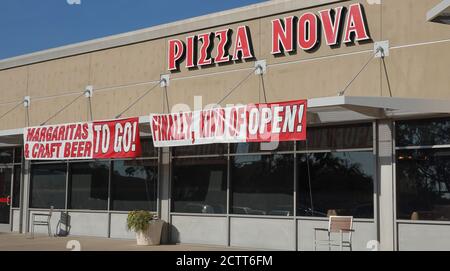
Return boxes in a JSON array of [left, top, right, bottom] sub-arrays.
[[0, 101, 23, 122], [217, 67, 257, 105], [338, 47, 381, 96], [115, 79, 162, 119], [41, 92, 85, 126]]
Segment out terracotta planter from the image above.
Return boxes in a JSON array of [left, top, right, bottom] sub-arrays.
[[135, 220, 164, 246]]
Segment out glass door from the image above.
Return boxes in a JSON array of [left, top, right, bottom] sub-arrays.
[[0, 167, 12, 229]]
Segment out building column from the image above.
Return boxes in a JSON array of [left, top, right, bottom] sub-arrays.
[[159, 147, 171, 244], [21, 160, 31, 234], [377, 120, 396, 251]]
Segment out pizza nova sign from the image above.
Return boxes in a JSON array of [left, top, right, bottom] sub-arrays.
[[168, 3, 370, 71]]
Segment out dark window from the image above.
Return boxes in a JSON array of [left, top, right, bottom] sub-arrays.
[[0, 148, 13, 164], [231, 154, 294, 216], [139, 123, 152, 135], [30, 164, 67, 209], [111, 160, 158, 211], [173, 144, 227, 157], [0, 168, 12, 224], [396, 118, 450, 147], [230, 141, 294, 154], [172, 157, 227, 214], [397, 149, 450, 221], [298, 124, 373, 151], [141, 138, 158, 158], [68, 162, 109, 210], [14, 148, 23, 164], [297, 152, 375, 218], [12, 165, 21, 208]]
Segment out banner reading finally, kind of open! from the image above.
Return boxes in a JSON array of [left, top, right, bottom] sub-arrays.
[[150, 100, 307, 147], [24, 117, 141, 160]]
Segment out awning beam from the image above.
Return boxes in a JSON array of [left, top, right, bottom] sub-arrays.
[[1, 96, 450, 141], [427, 0, 450, 24]]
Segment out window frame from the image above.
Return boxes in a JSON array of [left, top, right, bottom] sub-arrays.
[[29, 162, 68, 210], [110, 158, 159, 212], [171, 156, 229, 214], [27, 137, 160, 215], [67, 160, 110, 211], [0, 147, 24, 211], [229, 153, 295, 217], [295, 150, 377, 219], [169, 121, 377, 222], [395, 117, 450, 148], [395, 117, 450, 223]]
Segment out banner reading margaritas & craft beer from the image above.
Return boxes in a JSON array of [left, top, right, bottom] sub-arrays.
[[150, 100, 307, 147], [24, 117, 141, 160]]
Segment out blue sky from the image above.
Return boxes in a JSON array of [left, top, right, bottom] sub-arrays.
[[0, 0, 267, 60]]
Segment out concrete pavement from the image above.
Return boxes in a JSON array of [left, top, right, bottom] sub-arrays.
[[0, 233, 246, 251]]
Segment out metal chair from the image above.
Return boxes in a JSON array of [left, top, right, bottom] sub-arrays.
[[30, 206, 53, 238], [314, 216, 354, 251]]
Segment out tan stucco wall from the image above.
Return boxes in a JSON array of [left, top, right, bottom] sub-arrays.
[[0, 0, 449, 130]]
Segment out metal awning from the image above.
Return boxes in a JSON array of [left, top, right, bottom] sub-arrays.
[[427, 0, 450, 24], [308, 96, 450, 124], [2, 96, 450, 145], [0, 128, 23, 147]]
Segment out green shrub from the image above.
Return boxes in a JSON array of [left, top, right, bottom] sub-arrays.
[[127, 211, 157, 232]]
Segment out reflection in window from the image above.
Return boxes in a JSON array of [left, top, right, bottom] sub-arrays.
[[231, 154, 294, 216], [0, 168, 12, 224], [172, 157, 227, 214], [396, 118, 450, 147], [397, 149, 450, 221], [297, 152, 375, 218], [111, 160, 157, 211], [0, 148, 13, 164], [298, 124, 373, 151], [173, 144, 227, 157], [230, 142, 294, 154], [140, 138, 159, 158], [13, 165, 21, 208], [69, 162, 109, 210], [14, 148, 23, 164], [30, 164, 67, 209]]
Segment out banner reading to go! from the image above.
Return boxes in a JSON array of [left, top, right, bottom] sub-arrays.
[[24, 117, 141, 160]]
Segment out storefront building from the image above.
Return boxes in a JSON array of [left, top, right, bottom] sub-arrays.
[[0, 0, 450, 251]]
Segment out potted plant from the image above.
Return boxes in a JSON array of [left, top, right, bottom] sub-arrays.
[[127, 211, 164, 246]]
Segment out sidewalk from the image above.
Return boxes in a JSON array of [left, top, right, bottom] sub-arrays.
[[0, 233, 246, 251]]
